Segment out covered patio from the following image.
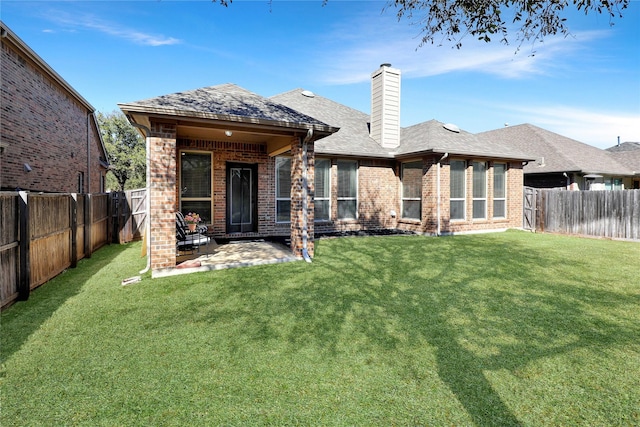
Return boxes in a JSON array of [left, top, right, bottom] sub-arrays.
[[119, 84, 337, 278]]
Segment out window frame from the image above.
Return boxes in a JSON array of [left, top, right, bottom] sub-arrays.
[[275, 156, 292, 224], [493, 163, 507, 219], [449, 160, 466, 221], [314, 158, 331, 222], [179, 150, 213, 224], [472, 161, 487, 220], [401, 160, 423, 220], [337, 159, 358, 220]]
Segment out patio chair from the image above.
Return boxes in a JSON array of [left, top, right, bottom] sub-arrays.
[[176, 218, 210, 253]]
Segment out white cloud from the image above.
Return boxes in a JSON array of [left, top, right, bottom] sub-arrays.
[[49, 12, 181, 46], [500, 104, 640, 148], [312, 9, 608, 84]]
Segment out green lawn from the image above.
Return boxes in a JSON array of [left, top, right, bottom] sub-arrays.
[[2, 231, 639, 426]]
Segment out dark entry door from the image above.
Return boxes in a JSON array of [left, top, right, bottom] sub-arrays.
[[227, 163, 258, 233]]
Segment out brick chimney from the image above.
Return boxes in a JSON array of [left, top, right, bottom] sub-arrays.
[[370, 63, 401, 149]]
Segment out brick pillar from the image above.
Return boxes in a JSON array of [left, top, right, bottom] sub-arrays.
[[148, 122, 177, 273], [290, 136, 315, 258]]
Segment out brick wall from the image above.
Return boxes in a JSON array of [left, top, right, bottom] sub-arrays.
[[1, 36, 105, 193], [148, 122, 178, 272], [438, 159, 524, 234]]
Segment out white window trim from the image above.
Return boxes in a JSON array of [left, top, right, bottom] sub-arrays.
[[179, 150, 213, 223], [337, 159, 358, 220], [315, 158, 331, 222], [450, 160, 466, 222], [493, 163, 507, 219], [275, 156, 291, 224]]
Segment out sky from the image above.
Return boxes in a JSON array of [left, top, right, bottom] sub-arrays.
[[2, 0, 639, 149]]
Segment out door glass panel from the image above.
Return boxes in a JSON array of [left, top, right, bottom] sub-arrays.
[[230, 168, 252, 225]]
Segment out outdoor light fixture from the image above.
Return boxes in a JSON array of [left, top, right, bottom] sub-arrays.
[[225, 130, 233, 137], [24, 163, 32, 172]]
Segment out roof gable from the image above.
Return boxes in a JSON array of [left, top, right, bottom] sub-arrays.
[[119, 84, 337, 134]]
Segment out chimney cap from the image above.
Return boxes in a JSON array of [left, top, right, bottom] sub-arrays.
[[380, 63, 392, 68]]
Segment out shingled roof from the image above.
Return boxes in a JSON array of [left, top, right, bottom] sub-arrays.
[[273, 89, 533, 161], [271, 89, 392, 158], [606, 142, 640, 175], [119, 84, 338, 135], [477, 124, 634, 176]]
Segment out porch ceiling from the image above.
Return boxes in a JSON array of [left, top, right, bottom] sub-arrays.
[[177, 124, 293, 156]]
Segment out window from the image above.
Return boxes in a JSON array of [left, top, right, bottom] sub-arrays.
[[337, 160, 357, 219], [472, 161, 487, 219], [180, 152, 212, 223], [402, 161, 422, 220], [275, 157, 291, 222], [450, 160, 466, 220], [315, 158, 331, 221], [493, 163, 506, 218]]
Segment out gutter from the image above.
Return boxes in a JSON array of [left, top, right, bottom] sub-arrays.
[[129, 121, 152, 275], [436, 152, 449, 236], [301, 129, 313, 262]]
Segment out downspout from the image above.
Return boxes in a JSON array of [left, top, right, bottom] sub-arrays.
[[130, 122, 152, 275], [436, 152, 449, 236], [301, 128, 313, 262]]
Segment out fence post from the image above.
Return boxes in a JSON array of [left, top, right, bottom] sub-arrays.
[[70, 193, 78, 268], [17, 191, 30, 301], [85, 193, 93, 259]]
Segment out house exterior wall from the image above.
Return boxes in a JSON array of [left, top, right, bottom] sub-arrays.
[[438, 159, 524, 234], [1, 28, 106, 193], [314, 158, 399, 235]]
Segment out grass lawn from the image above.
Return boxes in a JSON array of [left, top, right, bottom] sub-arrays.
[[1, 231, 639, 426]]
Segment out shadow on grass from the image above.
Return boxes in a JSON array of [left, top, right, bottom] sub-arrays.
[[152, 233, 640, 425], [0, 244, 132, 365]]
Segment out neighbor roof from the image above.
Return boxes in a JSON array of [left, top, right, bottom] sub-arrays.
[[118, 84, 338, 135], [273, 89, 533, 161], [606, 141, 640, 153], [478, 124, 634, 176]]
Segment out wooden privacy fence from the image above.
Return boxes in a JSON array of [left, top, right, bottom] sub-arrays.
[[1, 190, 146, 310], [525, 188, 640, 240]]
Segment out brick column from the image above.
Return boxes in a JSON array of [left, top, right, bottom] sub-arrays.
[[290, 136, 315, 258], [148, 122, 177, 273]]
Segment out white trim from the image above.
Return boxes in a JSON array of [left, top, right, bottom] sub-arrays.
[[275, 156, 291, 223]]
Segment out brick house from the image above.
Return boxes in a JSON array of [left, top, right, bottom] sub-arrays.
[[120, 64, 532, 277], [0, 21, 109, 193]]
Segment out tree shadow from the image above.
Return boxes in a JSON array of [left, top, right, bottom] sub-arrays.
[[150, 233, 640, 424], [0, 244, 132, 365]]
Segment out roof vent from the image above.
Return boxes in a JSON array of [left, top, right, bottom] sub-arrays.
[[443, 123, 460, 133], [301, 90, 315, 98]]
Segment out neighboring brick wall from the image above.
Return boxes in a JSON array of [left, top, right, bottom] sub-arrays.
[[1, 35, 105, 193]]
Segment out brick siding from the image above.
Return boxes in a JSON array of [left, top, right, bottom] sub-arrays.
[[1, 36, 105, 193]]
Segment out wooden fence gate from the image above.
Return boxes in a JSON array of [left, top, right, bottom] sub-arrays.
[[523, 186, 536, 231], [111, 189, 147, 244]]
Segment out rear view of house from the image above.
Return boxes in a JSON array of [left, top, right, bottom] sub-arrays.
[[121, 64, 533, 277], [1, 21, 109, 194]]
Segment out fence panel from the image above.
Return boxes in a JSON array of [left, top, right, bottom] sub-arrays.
[[1, 191, 114, 310], [539, 189, 640, 240], [29, 194, 72, 289], [0, 194, 19, 309]]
